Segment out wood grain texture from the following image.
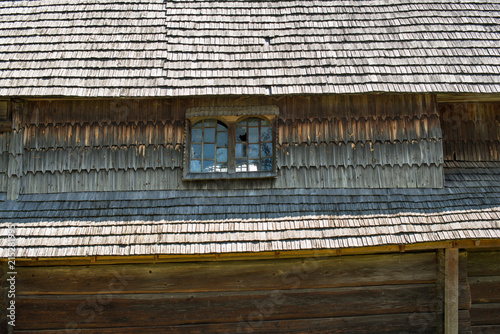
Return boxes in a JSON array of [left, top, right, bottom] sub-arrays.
[[467, 251, 500, 277], [14, 312, 441, 333], [16, 253, 437, 295], [15, 284, 438, 330]]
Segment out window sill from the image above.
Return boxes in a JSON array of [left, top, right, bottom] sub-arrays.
[[183, 171, 277, 181]]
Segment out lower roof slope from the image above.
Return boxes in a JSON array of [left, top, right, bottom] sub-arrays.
[[0, 1, 499, 97], [0, 162, 499, 258]]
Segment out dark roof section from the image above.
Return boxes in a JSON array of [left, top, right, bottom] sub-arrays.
[[1, 162, 499, 257], [0, 0, 500, 97]]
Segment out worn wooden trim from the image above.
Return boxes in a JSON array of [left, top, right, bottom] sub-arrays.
[[445, 248, 459, 334], [185, 105, 279, 118], [5, 240, 500, 266], [437, 93, 500, 103]]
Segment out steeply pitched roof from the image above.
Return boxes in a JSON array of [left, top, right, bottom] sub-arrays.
[[1, 162, 499, 258], [0, 0, 500, 97]]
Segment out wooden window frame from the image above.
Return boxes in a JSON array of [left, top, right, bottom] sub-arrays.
[[183, 115, 277, 180]]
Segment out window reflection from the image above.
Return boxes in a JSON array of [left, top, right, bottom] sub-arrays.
[[191, 119, 228, 173], [235, 118, 273, 172]]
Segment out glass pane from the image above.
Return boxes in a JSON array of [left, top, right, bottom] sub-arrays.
[[217, 121, 228, 131], [248, 118, 259, 126], [249, 144, 260, 159], [236, 143, 247, 158], [191, 144, 202, 159], [216, 148, 227, 163], [190, 160, 202, 172], [249, 160, 259, 171], [193, 121, 203, 128], [237, 119, 247, 126], [261, 119, 271, 126], [261, 142, 272, 157], [204, 143, 215, 160], [203, 160, 215, 172], [215, 163, 228, 172], [236, 159, 247, 172], [236, 126, 247, 142], [262, 158, 272, 171], [248, 127, 259, 143], [261, 126, 272, 142], [204, 127, 216, 143], [217, 131, 228, 147], [204, 119, 216, 127], [192, 128, 203, 143]]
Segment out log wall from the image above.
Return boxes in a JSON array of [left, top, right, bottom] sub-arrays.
[[12, 252, 442, 333], [440, 102, 500, 162], [15, 94, 443, 193], [467, 250, 500, 334]]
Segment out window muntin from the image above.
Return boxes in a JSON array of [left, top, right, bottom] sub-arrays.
[[190, 119, 228, 173], [235, 118, 273, 172]]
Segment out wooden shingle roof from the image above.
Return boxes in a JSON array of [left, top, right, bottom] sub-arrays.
[[1, 162, 499, 257], [0, 0, 500, 97]]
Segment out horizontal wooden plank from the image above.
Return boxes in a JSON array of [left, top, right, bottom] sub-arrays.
[[469, 276, 500, 304], [470, 303, 500, 326], [467, 251, 500, 277], [471, 325, 500, 334], [15, 284, 438, 330], [14, 312, 441, 334], [17, 252, 437, 295]]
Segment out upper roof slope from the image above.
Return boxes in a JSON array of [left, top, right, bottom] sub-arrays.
[[0, 0, 500, 97]]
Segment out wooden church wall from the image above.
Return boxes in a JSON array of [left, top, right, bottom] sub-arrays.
[[18, 94, 443, 193]]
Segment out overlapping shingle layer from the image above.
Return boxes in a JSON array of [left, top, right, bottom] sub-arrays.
[[1, 1, 500, 97], [0, 162, 498, 257], [0, 0, 167, 97]]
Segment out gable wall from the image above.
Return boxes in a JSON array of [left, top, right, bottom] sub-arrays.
[[16, 94, 443, 194]]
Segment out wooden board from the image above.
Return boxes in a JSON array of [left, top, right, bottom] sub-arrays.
[[469, 276, 500, 304], [467, 251, 500, 277], [16, 253, 437, 295], [14, 312, 441, 334], [15, 284, 438, 330], [469, 303, 500, 326]]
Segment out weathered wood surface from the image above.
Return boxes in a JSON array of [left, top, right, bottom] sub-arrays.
[[467, 251, 500, 331], [16, 284, 438, 330], [16, 253, 436, 295], [467, 251, 500, 276], [18, 94, 443, 193], [469, 303, 500, 326], [440, 102, 500, 162], [14, 312, 441, 334], [471, 325, 500, 334], [469, 276, 500, 304]]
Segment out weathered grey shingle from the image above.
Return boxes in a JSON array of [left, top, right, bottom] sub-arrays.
[[0, 0, 499, 97], [0, 162, 499, 257]]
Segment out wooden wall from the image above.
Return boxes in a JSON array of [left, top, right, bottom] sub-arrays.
[[0, 132, 8, 192], [467, 251, 500, 333], [11, 252, 442, 333], [440, 102, 500, 161], [16, 94, 443, 193]]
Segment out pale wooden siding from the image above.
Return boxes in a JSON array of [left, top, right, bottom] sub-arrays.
[[440, 102, 500, 162], [12, 252, 442, 333], [19, 94, 443, 193]]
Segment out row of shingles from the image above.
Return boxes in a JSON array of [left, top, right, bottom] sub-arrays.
[[277, 113, 442, 169], [3, 179, 500, 256], [0, 0, 167, 97], [22, 118, 184, 174], [163, 1, 500, 95]]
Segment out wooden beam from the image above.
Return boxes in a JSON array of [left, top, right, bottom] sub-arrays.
[[4, 240, 500, 266], [445, 248, 459, 334]]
